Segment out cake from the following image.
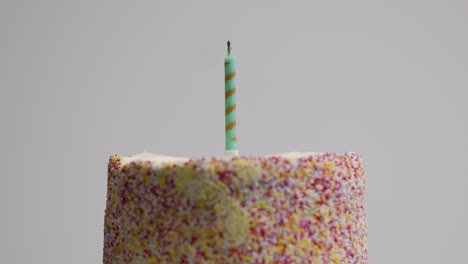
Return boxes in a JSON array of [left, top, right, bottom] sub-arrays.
[[103, 152, 368, 263]]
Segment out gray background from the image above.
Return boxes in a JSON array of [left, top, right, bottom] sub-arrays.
[[2, 0, 467, 263]]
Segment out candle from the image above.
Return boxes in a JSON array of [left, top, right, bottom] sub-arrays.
[[224, 41, 238, 156]]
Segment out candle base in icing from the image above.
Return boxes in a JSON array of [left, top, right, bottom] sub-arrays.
[[224, 150, 239, 157]]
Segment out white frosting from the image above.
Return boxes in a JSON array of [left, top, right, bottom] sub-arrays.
[[120, 151, 326, 166], [224, 150, 239, 157], [121, 151, 190, 166], [276, 152, 322, 159]]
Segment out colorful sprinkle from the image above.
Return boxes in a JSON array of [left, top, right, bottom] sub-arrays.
[[103, 152, 367, 263]]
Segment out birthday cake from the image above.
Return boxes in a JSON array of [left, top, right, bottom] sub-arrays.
[[103, 152, 368, 263]]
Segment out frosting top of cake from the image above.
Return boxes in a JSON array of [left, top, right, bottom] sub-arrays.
[[120, 151, 357, 167], [121, 151, 190, 166]]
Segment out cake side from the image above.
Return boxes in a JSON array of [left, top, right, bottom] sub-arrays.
[[103, 152, 367, 263]]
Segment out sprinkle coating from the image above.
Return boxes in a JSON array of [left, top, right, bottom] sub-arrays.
[[103, 153, 367, 263]]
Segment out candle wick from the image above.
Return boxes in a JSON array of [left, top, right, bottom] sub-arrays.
[[227, 40, 231, 56]]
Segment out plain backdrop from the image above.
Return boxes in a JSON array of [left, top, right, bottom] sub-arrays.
[[2, 0, 467, 263]]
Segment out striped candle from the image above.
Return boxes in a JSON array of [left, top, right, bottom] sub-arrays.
[[224, 41, 237, 155]]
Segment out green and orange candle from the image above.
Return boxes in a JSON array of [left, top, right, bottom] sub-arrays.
[[224, 41, 238, 157]]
